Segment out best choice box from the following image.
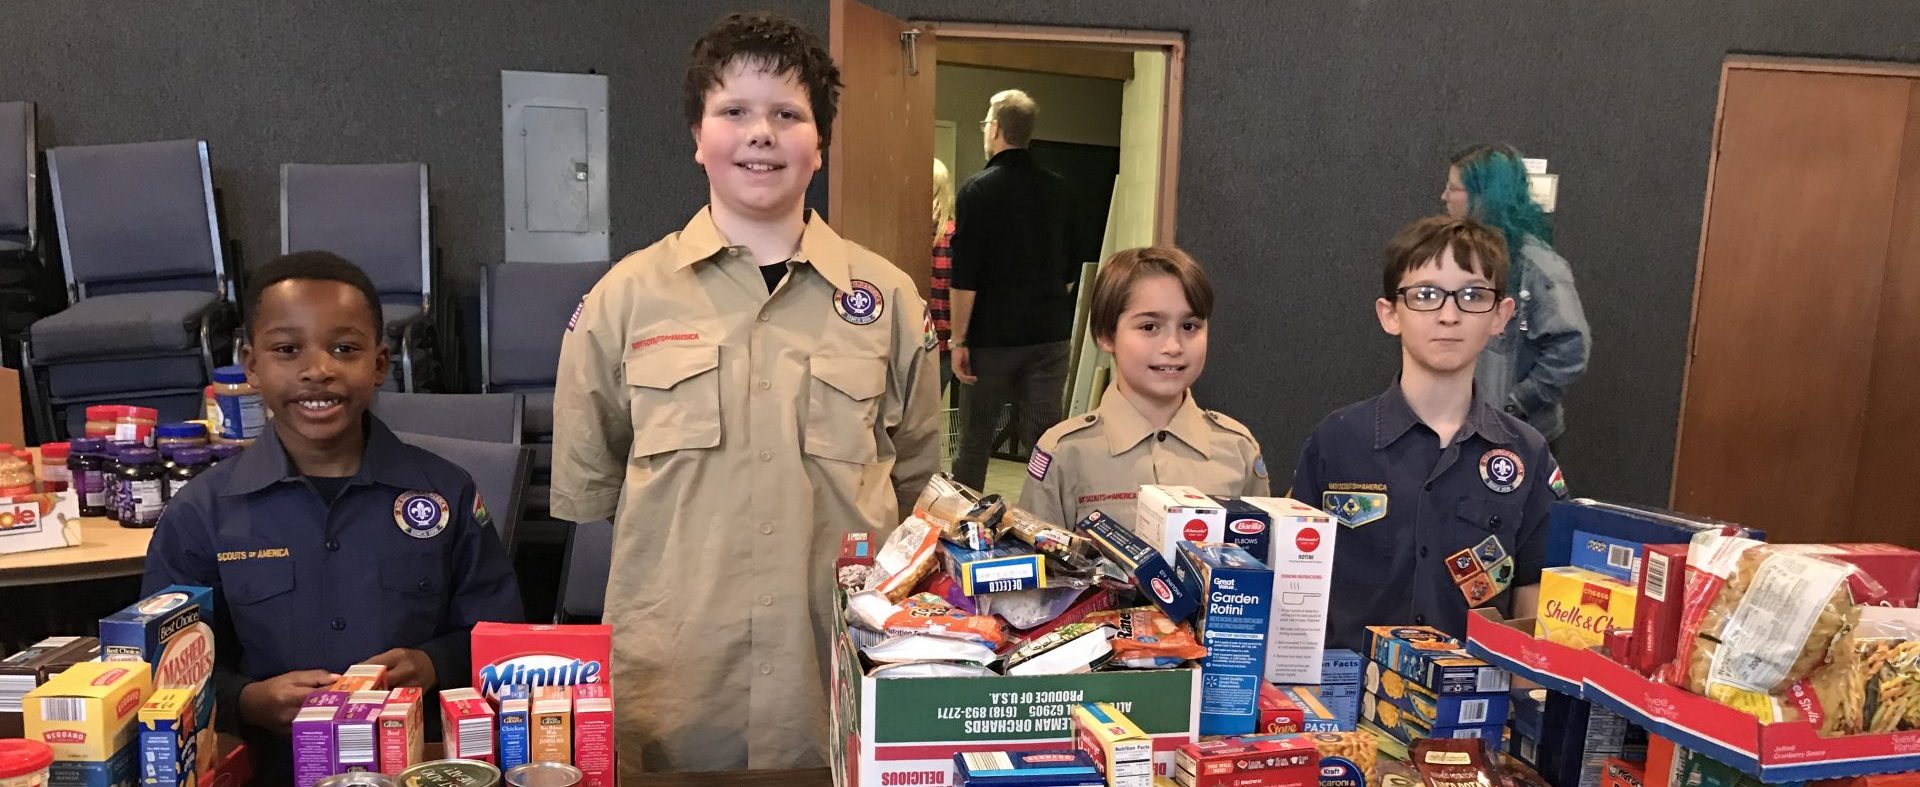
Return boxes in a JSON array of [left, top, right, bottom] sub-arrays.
[[138, 688, 197, 787], [1242, 498, 1335, 685], [98, 586, 216, 781], [1172, 542, 1273, 736]]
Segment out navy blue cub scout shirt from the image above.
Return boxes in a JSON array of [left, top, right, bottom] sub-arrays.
[[1291, 381, 1565, 651], [141, 414, 521, 743]]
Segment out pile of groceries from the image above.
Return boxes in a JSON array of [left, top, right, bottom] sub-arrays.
[[0, 586, 615, 787]]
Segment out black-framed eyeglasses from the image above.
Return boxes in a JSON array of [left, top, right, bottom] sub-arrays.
[[1393, 285, 1503, 313]]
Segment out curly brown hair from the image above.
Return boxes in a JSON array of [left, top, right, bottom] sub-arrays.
[[683, 12, 843, 149]]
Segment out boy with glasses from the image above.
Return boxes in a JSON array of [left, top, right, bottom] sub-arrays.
[[1290, 216, 1566, 650]]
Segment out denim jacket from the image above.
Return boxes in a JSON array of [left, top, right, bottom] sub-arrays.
[[1475, 236, 1591, 441]]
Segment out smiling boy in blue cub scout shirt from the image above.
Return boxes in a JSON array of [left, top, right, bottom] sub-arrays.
[[143, 251, 521, 786], [1290, 217, 1566, 652]]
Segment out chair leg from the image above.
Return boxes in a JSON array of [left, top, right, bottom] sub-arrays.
[[400, 322, 418, 393], [17, 337, 55, 443]]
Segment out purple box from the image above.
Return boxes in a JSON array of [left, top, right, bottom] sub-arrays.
[[334, 691, 387, 773], [293, 691, 348, 787]]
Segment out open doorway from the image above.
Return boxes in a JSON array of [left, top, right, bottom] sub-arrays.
[[829, 1, 1185, 501]]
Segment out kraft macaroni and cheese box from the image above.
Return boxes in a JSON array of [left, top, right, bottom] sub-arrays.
[[138, 688, 197, 787], [496, 685, 532, 770], [469, 622, 611, 702], [49, 742, 136, 787], [1365, 626, 1510, 695], [25, 661, 152, 763], [1077, 510, 1198, 621], [377, 687, 424, 776], [292, 691, 347, 787], [531, 685, 573, 764], [1243, 497, 1335, 684], [1571, 530, 1643, 586], [99, 586, 216, 782], [1072, 703, 1152, 787], [939, 538, 1047, 595], [1172, 542, 1273, 736], [572, 683, 615, 787], [1367, 674, 1511, 729], [1361, 693, 1505, 746], [1135, 486, 1224, 557], [1256, 684, 1303, 735], [334, 691, 386, 773]]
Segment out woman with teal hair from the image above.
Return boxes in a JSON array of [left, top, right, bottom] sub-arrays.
[[1443, 144, 1591, 444]]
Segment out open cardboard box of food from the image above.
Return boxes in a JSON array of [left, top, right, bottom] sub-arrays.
[[1467, 608, 1920, 782], [0, 489, 81, 556]]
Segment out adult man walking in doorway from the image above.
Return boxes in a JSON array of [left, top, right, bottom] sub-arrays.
[[950, 89, 1079, 490]]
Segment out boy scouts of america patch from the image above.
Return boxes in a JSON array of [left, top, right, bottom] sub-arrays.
[[395, 491, 450, 539], [1323, 491, 1387, 528], [834, 279, 884, 325], [1479, 448, 1524, 494], [1027, 448, 1052, 481], [567, 298, 584, 332], [472, 492, 492, 529]]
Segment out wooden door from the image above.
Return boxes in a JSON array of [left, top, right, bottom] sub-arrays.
[[1849, 81, 1920, 545], [828, 0, 936, 299], [1673, 64, 1915, 545]]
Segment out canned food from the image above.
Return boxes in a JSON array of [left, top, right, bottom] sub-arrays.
[[316, 772, 398, 787], [504, 762, 582, 787], [398, 759, 502, 787]]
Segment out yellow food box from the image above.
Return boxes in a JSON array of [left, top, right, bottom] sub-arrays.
[[1534, 566, 1638, 650], [1072, 702, 1153, 787], [24, 660, 153, 761]]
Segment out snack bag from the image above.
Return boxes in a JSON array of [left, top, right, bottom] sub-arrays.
[[883, 593, 1010, 649], [865, 516, 943, 603], [913, 473, 1001, 549], [1084, 607, 1207, 667], [1413, 738, 1494, 787]]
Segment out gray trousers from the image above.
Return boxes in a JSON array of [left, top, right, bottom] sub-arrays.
[[953, 341, 1071, 490]]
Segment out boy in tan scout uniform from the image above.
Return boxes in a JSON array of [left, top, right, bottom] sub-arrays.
[[1019, 247, 1268, 527], [548, 13, 942, 776]]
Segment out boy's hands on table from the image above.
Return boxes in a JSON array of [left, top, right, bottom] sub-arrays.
[[365, 647, 437, 689], [238, 670, 337, 734]]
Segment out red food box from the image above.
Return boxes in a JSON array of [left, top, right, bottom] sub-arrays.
[[572, 683, 615, 787], [377, 687, 423, 776], [1633, 544, 1689, 677], [1643, 734, 1677, 787], [1774, 544, 1920, 606], [1605, 628, 1635, 666], [470, 622, 612, 702], [1603, 757, 1646, 787], [1257, 684, 1303, 734], [438, 687, 495, 763], [1174, 735, 1318, 787]]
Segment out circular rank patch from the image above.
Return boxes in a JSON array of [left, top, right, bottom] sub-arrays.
[[395, 491, 450, 539], [1479, 448, 1525, 494], [834, 280, 884, 325]]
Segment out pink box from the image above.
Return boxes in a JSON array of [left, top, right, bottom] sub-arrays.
[[573, 683, 615, 787], [377, 688, 423, 776], [334, 691, 386, 773], [292, 691, 348, 787], [438, 687, 495, 764]]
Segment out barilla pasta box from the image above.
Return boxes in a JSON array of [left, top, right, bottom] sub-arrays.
[[25, 661, 151, 763], [98, 588, 214, 742], [496, 685, 532, 770], [1242, 498, 1335, 685], [1534, 567, 1638, 650], [1073, 703, 1153, 787], [376, 687, 423, 777], [291, 691, 347, 787], [1364, 626, 1509, 695], [137, 688, 197, 787], [1256, 684, 1303, 735], [1275, 686, 1350, 733], [1077, 510, 1197, 621], [1173, 734, 1317, 787], [469, 623, 610, 702], [1135, 486, 1225, 557], [940, 538, 1047, 595], [531, 685, 573, 764], [1172, 542, 1273, 736], [953, 750, 1103, 787], [333, 691, 386, 773], [572, 683, 614, 787], [1212, 497, 1275, 564], [438, 687, 494, 763], [328, 664, 388, 694]]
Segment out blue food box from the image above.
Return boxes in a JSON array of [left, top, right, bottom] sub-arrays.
[[497, 684, 532, 770], [1321, 649, 1364, 687], [1546, 499, 1761, 572], [1371, 681, 1511, 729], [952, 749, 1104, 786], [939, 539, 1047, 596], [99, 586, 217, 736], [1569, 529, 1642, 585], [49, 742, 137, 787], [1076, 510, 1197, 620], [1212, 496, 1276, 564], [1366, 625, 1511, 695], [1174, 542, 1274, 736]]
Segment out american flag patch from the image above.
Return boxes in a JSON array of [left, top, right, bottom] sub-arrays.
[[1027, 448, 1052, 481], [567, 298, 585, 332]]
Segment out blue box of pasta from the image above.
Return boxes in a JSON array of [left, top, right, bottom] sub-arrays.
[[496, 684, 532, 770], [1569, 530, 1642, 585], [1173, 542, 1273, 736]]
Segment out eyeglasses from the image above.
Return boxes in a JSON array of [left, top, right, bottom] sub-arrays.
[[978, 119, 994, 130], [1393, 285, 1503, 313]]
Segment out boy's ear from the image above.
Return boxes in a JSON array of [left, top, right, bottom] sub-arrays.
[[1094, 331, 1116, 355], [1375, 297, 1403, 337], [1488, 296, 1516, 337], [373, 341, 392, 381]]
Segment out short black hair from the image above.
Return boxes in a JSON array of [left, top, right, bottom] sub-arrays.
[[244, 251, 384, 342], [683, 12, 843, 149]]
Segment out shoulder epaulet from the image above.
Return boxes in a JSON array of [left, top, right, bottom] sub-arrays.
[[1036, 413, 1102, 453], [1203, 410, 1257, 442]]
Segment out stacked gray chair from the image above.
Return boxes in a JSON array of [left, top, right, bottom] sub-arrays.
[[281, 162, 438, 391], [26, 139, 236, 439], [0, 102, 34, 269], [372, 391, 523, 445]]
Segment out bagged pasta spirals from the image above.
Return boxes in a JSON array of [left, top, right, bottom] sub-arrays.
[[1791, 607, 1920, 735]]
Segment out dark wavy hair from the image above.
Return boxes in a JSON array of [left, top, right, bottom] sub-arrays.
[[683, 12, 843, 149], [1451, 143, 1553, 264]]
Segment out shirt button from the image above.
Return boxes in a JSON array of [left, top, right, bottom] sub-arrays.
[[1489, 515, 1502, 531], [1419, 546, 1429, 558], [1505, 404, 1519, 414], [758, 380, 772, 391], [758, 314, 771, 323], [759, 594, 774, 606], [417, 579, 431, 591], [1424, 482, 1434, 491], [1414, 614, 1426, 625], [759, 451, 773, 462], [759, 522, 774, 535], [325, 539, 340, 552], [760, 663, 773, 676], [330, 618, 346, 631]]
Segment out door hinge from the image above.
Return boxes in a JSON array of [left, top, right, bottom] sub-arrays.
[[902, 28, 922, 76]]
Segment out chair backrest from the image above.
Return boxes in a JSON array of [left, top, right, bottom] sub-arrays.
[[482, 260, 611, 389], [373, 392, 523, 444], [0, 101, 32, 241], [47, 139, 224, 292], [394, 431, 530, 553], [282, 162, 429, 303], [556, 518, 613, 622]]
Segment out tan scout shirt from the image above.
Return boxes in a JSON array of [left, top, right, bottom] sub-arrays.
[[1018, 385, 1270, 527], [550, 208, 942, 775]]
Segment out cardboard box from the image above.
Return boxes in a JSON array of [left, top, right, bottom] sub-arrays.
[[941, 539, 1047, 596], [376, 687, 423, 777], [1768, 543, 1920, 607], [1571, 530, 1644, 585], [438, 687, 494, 763], [328, 665, 388, 694], [1643, 735, 1677, 787], [1, 636, 100, 738], [137, 688, 196, 787], [1274, 686, 1350, 733], [496, 685, 532, 770], [572, 683, 614, 787], [1535, 567, 1639, 650], [334, 691, 385, 773], [291, 691, 347, 787], [953, 750, 1103, 786], [1256, 684, 1302, 735], [1172, 542, 1273, 735], [531, 685, 573, 764], [1077, 511, 1198, 621], [1545, 501, 1760, 581], [1365, 627, 1510, 695], [1074, 703, 1154, 787], [470, 623, 611, 702], [1319, 650, 1364, 688], [1136, 486, 1224, 556], [1633, 544, 1689, 677], [0, 489, 82, 558], [48, 741, 135, 787], [1174, 735, 1317, 787], [1604, 757, 1647, 787], [1368, 672, 1510, 729], [1238, 498, 1335, 685], [1361, 693, 1505, 746], [98, 585, 216, 781], [1213, 497, 1277, 563], [25, 661, 151, 763]]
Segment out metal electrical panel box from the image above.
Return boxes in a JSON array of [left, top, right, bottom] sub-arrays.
[[503, 70, 609, 262]]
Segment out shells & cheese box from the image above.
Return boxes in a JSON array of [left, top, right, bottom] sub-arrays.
[[1534, 567, 1638, 650]]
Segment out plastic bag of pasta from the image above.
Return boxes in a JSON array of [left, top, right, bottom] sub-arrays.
[[1791, 606, 1920, 735]]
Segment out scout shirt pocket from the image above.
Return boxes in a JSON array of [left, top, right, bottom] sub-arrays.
[[804, 354, 887, 465], [378, 554, 446, 636], [222, 558, 297, 648], [623, 342, 722, 458], [1442, 497, 1525, 606]]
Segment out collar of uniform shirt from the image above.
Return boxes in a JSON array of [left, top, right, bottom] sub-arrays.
[[220, 412, 438, 496], [1096, 384, 1214, 459], [1371, 378, 1518, 450], [669, 206, 854, 294]]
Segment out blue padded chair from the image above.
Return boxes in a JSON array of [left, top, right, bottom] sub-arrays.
[[26, 139, 237, 439], [0, 102, 35, 265], [480, 260, 610, 518], [281, 162, 439, 391], [372, 391, 523, 445], [554, 517, 612, 622]]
